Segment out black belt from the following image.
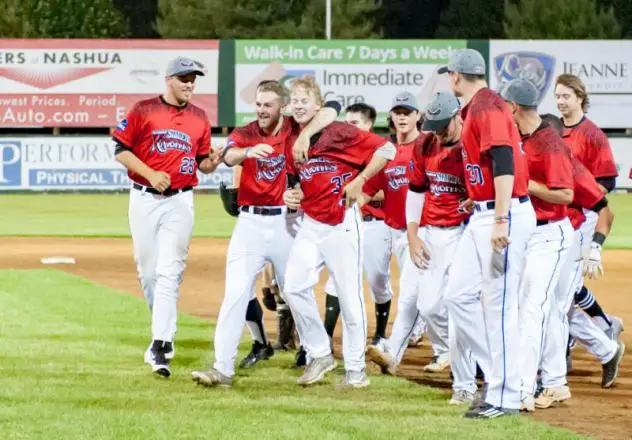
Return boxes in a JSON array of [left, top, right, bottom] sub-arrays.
[[474, 195, 529, 212], [430, 222, 466, 229], [537, 219, 551, 226], [363, 215, 382, 222], [132, 182, 192, 197], [241, 206, 283, 216]]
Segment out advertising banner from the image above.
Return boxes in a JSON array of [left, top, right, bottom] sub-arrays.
[[489, 40, 632, 128], [234, 40, 466, 127], [0, 136, 231, 191], [611, 138, 632, 190], [0, 40, 219, 128]]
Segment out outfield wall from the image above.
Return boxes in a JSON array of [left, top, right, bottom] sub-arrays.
[[1, 135, 631, 191]]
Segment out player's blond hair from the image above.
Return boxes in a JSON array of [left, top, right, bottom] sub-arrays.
[[256, 80, 288, 105], [289, 75, 323, 106], [556, 74, 590, 112]]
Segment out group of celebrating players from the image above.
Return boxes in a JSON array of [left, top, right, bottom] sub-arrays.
[[114, 49, 624, 420]]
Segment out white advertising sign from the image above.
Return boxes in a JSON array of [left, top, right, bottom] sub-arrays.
[[489, 40, 632, 129], [0, 136, 231, 191]]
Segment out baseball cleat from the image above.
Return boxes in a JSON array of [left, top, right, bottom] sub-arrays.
[[534, 386, 571, 409], [191, 368, 232, 388], [448, 390, 475, 405], [297, 354, 336, 386], [239, 341, 274, 369], [294, 346, 307, 368], [602, 341, 625, 388], [366, 344, 397, 376], [465, 403, 519, 419], [144, 341, 172, 378], [424, 355, 450, 373], [337, 370, 370, 389], [605, 316, 624, 342], [520, 393, 535, 412]]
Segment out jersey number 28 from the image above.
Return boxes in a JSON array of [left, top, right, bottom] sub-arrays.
[[179, 157, 195, 175], [465, 164, 484, 185]]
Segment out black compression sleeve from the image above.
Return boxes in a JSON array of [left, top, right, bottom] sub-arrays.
[[113, 139, 131, 155], [195, 155, 207, 166], [490, 145, 514, 177], [590, 197, 608, 213], [596, 176, 616, 193], [287, 174, 300, 188], [409, 183, 428, 193], [324, 101, 342, 115]]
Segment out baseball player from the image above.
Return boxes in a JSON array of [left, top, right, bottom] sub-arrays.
[[439, 49, 536, 418], [362, 92, 440, 371], [555, 74, 624, 339], [535, 114, 625, 409], [321, 103, 395, 348], [499, 79, 575, 412], [282, 76, 396, 388], [113, 57, 219, 377], [192, 80, 340, 388]]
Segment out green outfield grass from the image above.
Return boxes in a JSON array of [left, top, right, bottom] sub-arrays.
[[0, 269, 583, 440], [1, 192, 631, 248]]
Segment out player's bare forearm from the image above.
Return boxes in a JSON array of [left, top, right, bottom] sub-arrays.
[[299, 107, 337, 139], [596, 206, 615, 236], [115, 150, 156, 181], [493, 175, 513, 217], [223, 147, 249, 167], [407, 222, 420, 242], [232, 165, 242, 187], [528, 180, 573, 204]]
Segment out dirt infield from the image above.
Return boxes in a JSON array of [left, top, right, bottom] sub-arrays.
[[1, 237, 630, 439]]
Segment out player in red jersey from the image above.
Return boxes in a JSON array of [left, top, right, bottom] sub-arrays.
[[554, 74, 623, 342], [360, 92, 439, 372], [321, 103, 397, 350], [283, 76, 395, 388], [367, 92, 476, 402], [114, 57, 219, 377], [191, 80, 340, 387], [500, 79, 575, 412], [438, 49, 536, 417], [534, 115, 624, 408]]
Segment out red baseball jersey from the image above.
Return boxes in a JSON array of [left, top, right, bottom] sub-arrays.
[[562, 117, 618, 179], [225, 117, 294, 206], [289, 122, 388, 225], [410, 136, 470, 227], [523, 123, 574, 222], [568, 156, 606, 230], [460, 88, 529, 201], [363, 133, 428, 230], [113, 96, 210, 189]]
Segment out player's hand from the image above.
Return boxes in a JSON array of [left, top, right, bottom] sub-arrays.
[[343, 177, 365, 207], [247, 144, 274, 159], [149, 170, 171, 192], [292, 133, 310, 164], [283, 187, 303, 210], [409, 234, 431, 270], [458, 198, 474, 214], [491, 221, 511, 253], [582, 242, 604, 279]]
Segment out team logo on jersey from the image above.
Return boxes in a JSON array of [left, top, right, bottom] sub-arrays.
[[256, 155, 285, 182], [298, 157, 337, 181], [494, 51, 555, 105], [385, 165, 409, 191], [426, 171, 465, 196], [151, 129, 192, 154], [116, 118, 128, 132]]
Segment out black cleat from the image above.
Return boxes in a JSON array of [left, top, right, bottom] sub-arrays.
[[239, 341, 274, 369], [144, 340, 172, 378], [295, 346, 307, 367], [602, 341, 625, 388], [465, 403, 518, 419]]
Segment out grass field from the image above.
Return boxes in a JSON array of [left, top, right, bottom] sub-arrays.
[[1, 192, 631, 247], [0, 270, 583, 440]]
